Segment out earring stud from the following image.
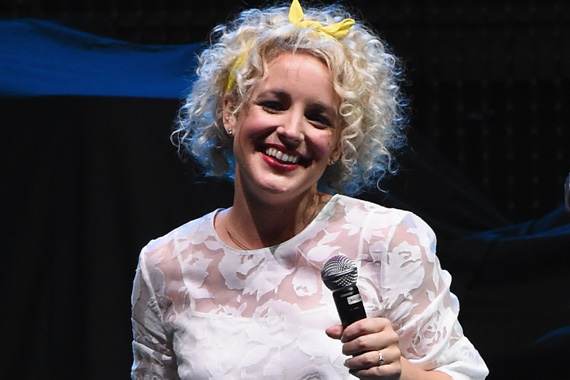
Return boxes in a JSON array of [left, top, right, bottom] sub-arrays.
[[227, 128, 234, 137]]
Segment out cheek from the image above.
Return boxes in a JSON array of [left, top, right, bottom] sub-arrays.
[[309, 131, 338, 159], [235, 112, 272, 137]]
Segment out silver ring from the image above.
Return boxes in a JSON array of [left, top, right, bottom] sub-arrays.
[[378, 350, 385, 366]]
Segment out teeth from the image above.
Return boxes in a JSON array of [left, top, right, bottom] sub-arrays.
[[265, 147, 300, 164]]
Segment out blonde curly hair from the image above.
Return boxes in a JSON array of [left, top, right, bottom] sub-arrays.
[[173, 1, 407, 196]]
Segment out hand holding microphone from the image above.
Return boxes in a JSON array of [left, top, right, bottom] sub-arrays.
[[322, 254, 403, 379]]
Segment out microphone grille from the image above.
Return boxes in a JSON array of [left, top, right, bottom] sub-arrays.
[[321, 254, 358, 290]]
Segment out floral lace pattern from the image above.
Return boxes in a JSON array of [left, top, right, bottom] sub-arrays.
[[131, 195, 488, 379]]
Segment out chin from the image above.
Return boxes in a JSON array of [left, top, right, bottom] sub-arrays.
[[253, 177, 314, 200]]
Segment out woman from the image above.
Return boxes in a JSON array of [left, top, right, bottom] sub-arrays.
[[131, 1, 488, 379]]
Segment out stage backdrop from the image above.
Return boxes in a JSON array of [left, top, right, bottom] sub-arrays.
[[1, 19, 569, 380]]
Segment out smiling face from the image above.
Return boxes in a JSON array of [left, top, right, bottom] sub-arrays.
[[224, 51, 342, 205]]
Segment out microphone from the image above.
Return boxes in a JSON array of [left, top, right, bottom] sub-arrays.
[[321, 254, 367, 328]]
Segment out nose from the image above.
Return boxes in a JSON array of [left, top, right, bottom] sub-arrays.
[[277, 109, 304, 147]]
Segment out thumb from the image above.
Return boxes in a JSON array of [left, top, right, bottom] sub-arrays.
[[325, 324, 344, 340]]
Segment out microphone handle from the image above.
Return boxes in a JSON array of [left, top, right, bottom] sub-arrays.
[[332, 284, 367, 328]]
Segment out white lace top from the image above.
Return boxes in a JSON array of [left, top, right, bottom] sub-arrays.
[[131, 195, 488, 379]]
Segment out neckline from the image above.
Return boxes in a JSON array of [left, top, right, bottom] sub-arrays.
[[211, 194, 341, 252]]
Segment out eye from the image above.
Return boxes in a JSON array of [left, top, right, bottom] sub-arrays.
[[256, 99, 285, 113], [306, 110, 334, 129]]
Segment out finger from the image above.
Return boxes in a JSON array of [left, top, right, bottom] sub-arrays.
[[345, 349, 401, 380], [325, 324, 344, 339], [342, 328, 399, 357], [344, 347, 395, 370], [341, 317, 391, 343], [349, 363, 400, 380]]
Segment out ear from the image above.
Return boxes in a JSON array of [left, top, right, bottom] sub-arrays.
[[330, 138, 342, 164], [222, 94, 236, 131]]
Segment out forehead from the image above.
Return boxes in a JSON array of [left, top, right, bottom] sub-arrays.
[[265, 51, 330, 82], [253, 51, 338, 103]]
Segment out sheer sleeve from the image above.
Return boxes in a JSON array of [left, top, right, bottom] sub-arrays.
[[364, 211, 488, 380], [131, 253, 181, 380]]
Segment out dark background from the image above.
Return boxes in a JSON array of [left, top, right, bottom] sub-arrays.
[[1, 1, 569, 379]]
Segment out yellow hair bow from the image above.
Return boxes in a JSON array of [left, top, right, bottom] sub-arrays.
[[225, 40, 254, 93], [225, 0, 355, 93], [289, 0, 354, 39]]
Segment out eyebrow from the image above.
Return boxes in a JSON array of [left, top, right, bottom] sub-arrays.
[[255, 89, 289, 100], [256, 89, 338, 116], [308, 102, 337, 117]]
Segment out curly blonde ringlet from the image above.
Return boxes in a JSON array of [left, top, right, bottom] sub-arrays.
[[172, 1, 407, 196]]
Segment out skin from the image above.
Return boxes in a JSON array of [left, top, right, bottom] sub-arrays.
[[326, 320, 452, 380], [217, 51, 452, 380], [218, 51, 342, 248]]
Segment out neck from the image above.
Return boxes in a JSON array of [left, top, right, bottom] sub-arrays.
[[224, 187, 330, 249]]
